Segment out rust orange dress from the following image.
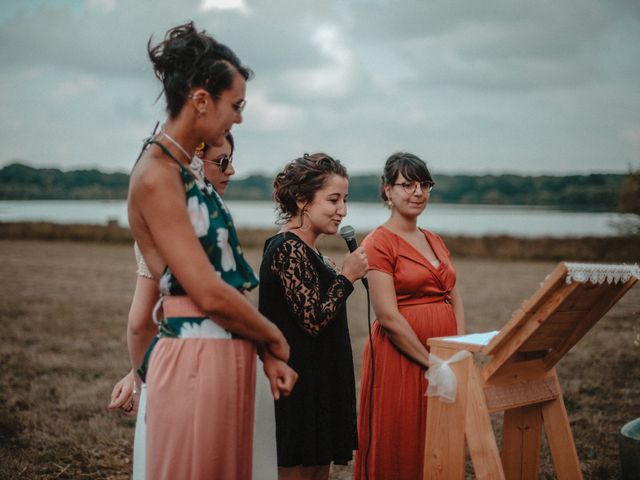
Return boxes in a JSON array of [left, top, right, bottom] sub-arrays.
[[353, 226, 459, 480]]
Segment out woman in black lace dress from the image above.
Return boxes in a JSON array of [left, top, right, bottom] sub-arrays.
[[259, 153, 369, 480]]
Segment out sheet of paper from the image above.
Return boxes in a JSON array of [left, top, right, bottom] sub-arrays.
[[440, 330, 499, 346]]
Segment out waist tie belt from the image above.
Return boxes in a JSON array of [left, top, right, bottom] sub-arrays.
[[397, 293, 453, 307], [138, 295, 232, 382], [160, 295, 231, 339], [163, 295, 207, 317]]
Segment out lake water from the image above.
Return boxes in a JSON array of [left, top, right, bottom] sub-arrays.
[[0, 200, 634, 237]]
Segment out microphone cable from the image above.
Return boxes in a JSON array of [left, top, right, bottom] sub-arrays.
[[363, 282, 374, 480], [338, 225, 374, 478]]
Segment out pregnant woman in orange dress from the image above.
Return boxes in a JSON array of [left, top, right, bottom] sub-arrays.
[[353, 152, 466, 480]]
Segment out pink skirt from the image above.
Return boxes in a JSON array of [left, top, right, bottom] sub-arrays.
[[145, 335, 257, 479]]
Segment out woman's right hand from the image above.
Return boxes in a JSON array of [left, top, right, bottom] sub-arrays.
[[262, 352, 298, 400], [108, 369, 138, 416], [341, 246, 369, 284]]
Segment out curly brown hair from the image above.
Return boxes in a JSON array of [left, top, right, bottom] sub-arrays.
[[273, 153, 348, 224]]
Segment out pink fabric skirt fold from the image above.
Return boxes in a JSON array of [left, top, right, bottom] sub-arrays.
[[145, 337, 257, 480]]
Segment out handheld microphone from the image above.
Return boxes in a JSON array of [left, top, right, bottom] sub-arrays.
[[339, 225, 369, 290]]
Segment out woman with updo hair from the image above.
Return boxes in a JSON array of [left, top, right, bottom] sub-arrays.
[[127, 22, 295, 479], [259, 153, 369, 480], [353, 152, 466, 480]]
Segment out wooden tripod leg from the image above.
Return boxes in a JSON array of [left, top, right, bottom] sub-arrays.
[[423, 347, 469, 480], [501, 405, 542, 479], [541, 371, 583, 480], [466, 364, 505, 480]]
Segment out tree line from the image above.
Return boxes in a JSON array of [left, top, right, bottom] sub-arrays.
[[1, 162, 636, 213]]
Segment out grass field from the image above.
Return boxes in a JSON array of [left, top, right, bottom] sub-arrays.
[[0, 239, 638, 479]]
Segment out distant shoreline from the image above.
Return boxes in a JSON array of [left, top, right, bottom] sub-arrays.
[[2, 221, 638, 262], [0, 197, 624, 213], [1, 163, 627, 211]]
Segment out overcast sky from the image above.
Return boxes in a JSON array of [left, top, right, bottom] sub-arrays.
[[1, 0, 639, 177]]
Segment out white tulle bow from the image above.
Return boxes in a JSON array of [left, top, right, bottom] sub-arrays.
[[425, 350, 471, 403]]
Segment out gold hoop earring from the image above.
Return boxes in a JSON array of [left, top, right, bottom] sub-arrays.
[[298, 210, 311, 232]]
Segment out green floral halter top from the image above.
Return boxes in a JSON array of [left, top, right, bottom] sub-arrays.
[[149, 141, 259, 295], [137, 141, 258, 381]]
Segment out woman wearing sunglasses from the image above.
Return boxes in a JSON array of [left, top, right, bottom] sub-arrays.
[[353, 152, 466, 480], [195, 135, 235, 194]]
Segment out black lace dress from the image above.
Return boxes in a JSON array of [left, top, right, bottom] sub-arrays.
[[259, 231, 358, 467]]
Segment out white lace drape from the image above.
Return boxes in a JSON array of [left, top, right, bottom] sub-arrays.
[[134, 242, 153, 279], [565, 262, 640, 285]]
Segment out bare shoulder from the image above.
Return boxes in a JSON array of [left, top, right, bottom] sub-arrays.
[[127, 148, 184, 239], [129, 148, 183, 199], [127, 149, 188, 276]]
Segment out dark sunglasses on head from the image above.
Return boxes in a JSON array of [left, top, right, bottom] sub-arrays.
[[204, 154, 233, 173]]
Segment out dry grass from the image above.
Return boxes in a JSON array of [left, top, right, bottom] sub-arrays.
[[2, 222, 640, 262], [0, 240, 638, 479]]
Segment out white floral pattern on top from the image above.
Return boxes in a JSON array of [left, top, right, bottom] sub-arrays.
[[189, 155, 205, 184], [159, 271, 172, 295], [213, 189, 229, 215], [187, 196, 210, 237], [178, 319, 231, 339], [217, 228, 237, 272], [188, 156, 214, 194]]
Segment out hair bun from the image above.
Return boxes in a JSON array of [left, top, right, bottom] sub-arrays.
[[147, 21, 253, 118]]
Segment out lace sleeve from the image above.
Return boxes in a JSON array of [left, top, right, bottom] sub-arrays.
[[134, 242, 154, 279], [271, 238, 354, 337]]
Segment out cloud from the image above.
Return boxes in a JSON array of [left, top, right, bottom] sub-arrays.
[[0, 0, 639, 175], [282, 25, 355, 99], [87, 0, 117, 13], [200, 0, 250, 14], [53, 75, 98, 99], [242, 88, 305, 132]]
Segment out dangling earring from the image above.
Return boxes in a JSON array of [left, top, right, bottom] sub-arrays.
[[299, 210, 311, 232], [198, 108, 206, 117], [387, 199, 394, 209]]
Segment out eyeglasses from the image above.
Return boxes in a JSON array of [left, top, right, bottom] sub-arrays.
[[203, 154, 233, 173], [233, 99, 247, 114], [392, 180, 435, 194], [187, 92, 246, 114]]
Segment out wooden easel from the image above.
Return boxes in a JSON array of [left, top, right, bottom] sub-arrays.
[[423, 262, 639, 479]]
